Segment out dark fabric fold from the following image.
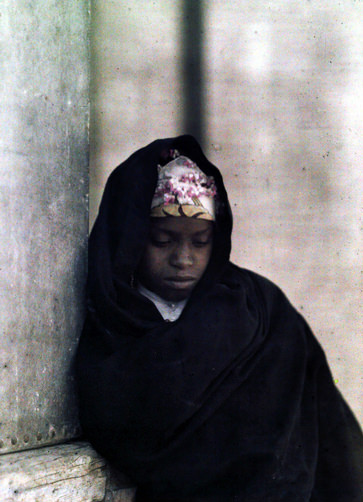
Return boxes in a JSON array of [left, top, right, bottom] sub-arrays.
[[76, 135, 363, 501]]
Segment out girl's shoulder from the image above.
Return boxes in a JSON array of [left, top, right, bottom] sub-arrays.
[[223, 262, 289, 304]]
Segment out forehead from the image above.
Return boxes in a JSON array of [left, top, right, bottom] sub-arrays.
[[150, 217, 213, 235]]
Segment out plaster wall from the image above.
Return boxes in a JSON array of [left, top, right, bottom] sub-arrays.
[[206, 0, 363, 424], [0, 1, 89, 454], [89, 0, 362, 425]]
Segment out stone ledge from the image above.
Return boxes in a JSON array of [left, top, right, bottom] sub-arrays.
[[0, 441, 136, 502]]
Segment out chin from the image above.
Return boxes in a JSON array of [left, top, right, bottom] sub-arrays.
[[160, 286, 193, 302], [163, 291, 190, 302]]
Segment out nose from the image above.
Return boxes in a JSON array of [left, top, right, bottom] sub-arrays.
[[170, 243, 193, 269]]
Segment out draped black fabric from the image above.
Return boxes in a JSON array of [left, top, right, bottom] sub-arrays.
[[76, 135, 363, 501]]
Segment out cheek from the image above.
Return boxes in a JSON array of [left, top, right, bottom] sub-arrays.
[[139, 247, 166, 279], [197, 246, 213, 274]]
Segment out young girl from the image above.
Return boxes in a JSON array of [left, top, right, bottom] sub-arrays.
[[76, 135, 363, 501]]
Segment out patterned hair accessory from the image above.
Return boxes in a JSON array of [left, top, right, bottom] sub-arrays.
[[150, 155, 217, 220]]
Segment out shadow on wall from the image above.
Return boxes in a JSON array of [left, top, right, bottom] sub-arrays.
[[88, 0, 206, 225], [181, 0, 205, 146]]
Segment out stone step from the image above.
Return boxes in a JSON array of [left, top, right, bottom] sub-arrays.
[[0, 441, 136, 502]]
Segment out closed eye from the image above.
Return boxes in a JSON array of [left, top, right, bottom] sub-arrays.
[[193, 240, 211, 248], [151, 238, 171, 248]]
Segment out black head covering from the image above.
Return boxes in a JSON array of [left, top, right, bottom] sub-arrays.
[[77, 135, 363, 501], [87, 135, 232, 335]]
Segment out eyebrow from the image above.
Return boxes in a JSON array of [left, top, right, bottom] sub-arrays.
[[150, 227, 212, 237]]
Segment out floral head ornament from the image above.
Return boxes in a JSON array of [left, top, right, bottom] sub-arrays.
[[150, 154, 218, 221]]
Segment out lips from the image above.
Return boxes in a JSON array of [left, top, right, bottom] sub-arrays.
[[167, 276, 195, 282], [164, 276, 196, 289]]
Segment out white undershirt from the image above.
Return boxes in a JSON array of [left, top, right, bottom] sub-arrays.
[[137, 283, 187, 322]]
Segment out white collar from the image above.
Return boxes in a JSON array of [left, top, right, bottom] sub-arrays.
[[137, 283, 188, 322]]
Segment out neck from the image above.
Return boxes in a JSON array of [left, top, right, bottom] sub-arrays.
[[137, 283, 188, 321]]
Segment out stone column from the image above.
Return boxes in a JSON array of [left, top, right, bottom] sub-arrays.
[[0, 0, 89, 454]]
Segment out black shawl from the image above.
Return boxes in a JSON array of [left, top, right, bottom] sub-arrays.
[[76, 135, 363, 501]]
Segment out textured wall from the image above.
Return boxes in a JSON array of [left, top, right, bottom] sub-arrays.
[[89, 0, 362, 424], [205, 0, 363, 425], [0, 1, 89, 454], [89, 0, 183, 223]]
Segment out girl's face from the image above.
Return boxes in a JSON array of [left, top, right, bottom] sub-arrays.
[[137, 217, 213, 301]]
